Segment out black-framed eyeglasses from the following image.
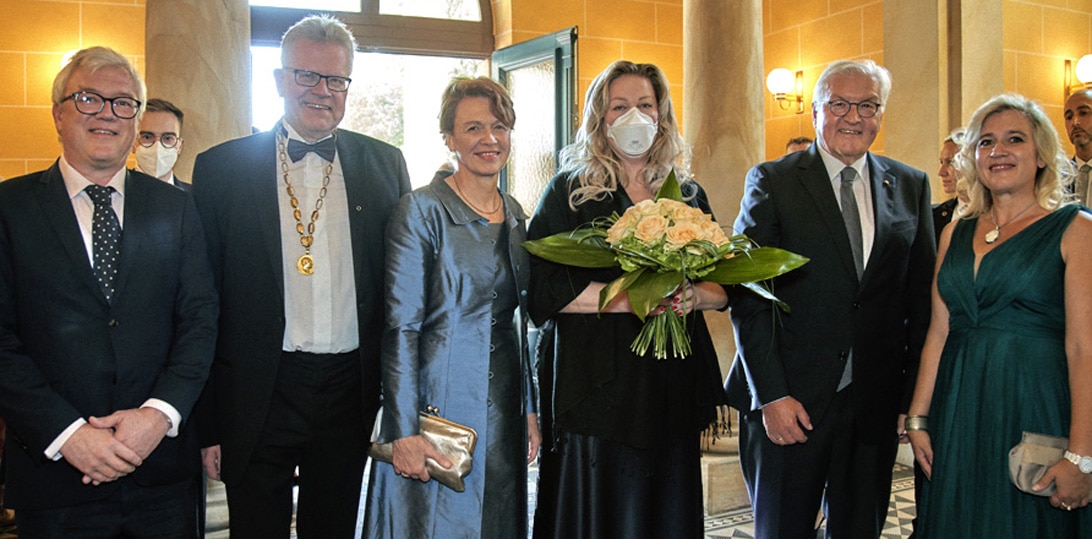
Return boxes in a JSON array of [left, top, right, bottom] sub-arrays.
[[60, 91, 142, 119], [285, 68, 351, 92], [825, 99, 882, 118], [137, 132, 181, 148]]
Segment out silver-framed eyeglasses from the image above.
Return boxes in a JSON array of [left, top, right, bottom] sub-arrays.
[[825, 99, 882, 118], [60, 91, 141, 119], [285, 68, 352, 92], [137, 132, 181, 148]]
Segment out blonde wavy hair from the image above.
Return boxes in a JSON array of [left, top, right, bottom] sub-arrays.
[[955, 94, 1075, 218], [559, 61, 693, 209]]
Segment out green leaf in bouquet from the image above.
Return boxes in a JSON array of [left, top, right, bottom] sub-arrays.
[[599, 268, 645, 313], [654, 169, 683, 202], [702, 247, 809, 284], [522, 229, 618, 268], [740, 281, 791, 313], [625, 270, 685, 323]]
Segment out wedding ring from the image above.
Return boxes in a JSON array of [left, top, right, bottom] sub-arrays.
[[1061, 502, 1072, 511], [777, 436, 784, 442]]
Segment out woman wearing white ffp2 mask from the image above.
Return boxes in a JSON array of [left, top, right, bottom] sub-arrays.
[[606, 106, 657, 157]]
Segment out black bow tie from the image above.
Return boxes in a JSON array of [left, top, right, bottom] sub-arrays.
[[286, 136, 336, 163]]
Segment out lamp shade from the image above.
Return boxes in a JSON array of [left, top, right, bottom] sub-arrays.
[[1076, 55, 1092, 84], [766, 68, 795, 96]]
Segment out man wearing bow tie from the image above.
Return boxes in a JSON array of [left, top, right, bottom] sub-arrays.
[[191, 14, 410, 538]]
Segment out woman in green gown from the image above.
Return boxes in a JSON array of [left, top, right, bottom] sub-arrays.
[[907, 94, 1092, 537]]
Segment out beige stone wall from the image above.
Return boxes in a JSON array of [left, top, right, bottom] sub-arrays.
[[1003, 0, 1092, 158], [0, 0, 145, 180], [497, 0, 685, 125], [762, 0, 885, 161]]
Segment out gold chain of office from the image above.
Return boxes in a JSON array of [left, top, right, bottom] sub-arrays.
[[277, 137, 333, 276]]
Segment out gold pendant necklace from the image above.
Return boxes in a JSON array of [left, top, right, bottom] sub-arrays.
[[278, 136, 334, 275], [451, 176, 502, 216], [984, 199, 1037, 244]]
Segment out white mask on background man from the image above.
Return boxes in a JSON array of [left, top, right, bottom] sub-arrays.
[[607, 107, 657, 157], [135, 144, 179, 179]]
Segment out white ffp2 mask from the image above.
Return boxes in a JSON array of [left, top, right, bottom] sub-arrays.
[[607, 107, 657, 157]]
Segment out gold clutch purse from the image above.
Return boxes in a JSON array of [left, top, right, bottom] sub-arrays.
[[369, 405, 478, 492]]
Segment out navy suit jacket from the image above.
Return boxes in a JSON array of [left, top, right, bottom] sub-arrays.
[[726, 146, 935, 442], [191, 128, 411, 484], [0, 164, 219, 509]]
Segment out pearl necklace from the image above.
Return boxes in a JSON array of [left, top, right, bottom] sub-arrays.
[[984, 200, 1037, 244]]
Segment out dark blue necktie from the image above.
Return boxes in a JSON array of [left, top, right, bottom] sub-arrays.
[[85, 185, 121, 302], [287, 137, 336, 163]]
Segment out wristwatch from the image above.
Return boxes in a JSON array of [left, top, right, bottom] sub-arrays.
[[1064, 450, 1092, 474]]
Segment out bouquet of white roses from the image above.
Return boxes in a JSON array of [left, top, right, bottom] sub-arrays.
[[524, 171, 808, 359]]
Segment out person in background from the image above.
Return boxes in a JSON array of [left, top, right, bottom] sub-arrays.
[[1064, 89, 1092, 204], [0, 46, 218, 538], [528, 60, 729, 538], [728, 59, 935, 538], [786, 136, 813, 154], [932, 128, 966, 244], [908, 93, 1092, 537], [192, 15, 411, 538], [364, 76, 540, 538], [134, 98, 189, 191]]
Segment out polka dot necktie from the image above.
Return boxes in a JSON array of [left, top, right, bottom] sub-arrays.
[[85, 185, 121, 302]]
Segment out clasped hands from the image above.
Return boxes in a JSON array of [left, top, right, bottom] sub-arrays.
[[60, 407, 170, 486]]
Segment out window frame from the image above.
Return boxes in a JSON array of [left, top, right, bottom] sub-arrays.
[[250, 0, 493, 59]]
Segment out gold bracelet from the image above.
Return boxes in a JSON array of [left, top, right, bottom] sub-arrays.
[[905, 415, 928, 431]]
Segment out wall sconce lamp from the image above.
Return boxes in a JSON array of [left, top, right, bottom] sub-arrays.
[[766, 68, 804, 114], [1065, 55, 1092, 99]]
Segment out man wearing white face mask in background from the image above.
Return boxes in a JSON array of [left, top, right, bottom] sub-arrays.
[[134, 98, 189, 192]]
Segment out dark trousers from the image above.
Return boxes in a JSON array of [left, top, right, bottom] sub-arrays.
[[15, 478, 195, 538], [738, 390, 898, 539], [225, 351, 367, 539]]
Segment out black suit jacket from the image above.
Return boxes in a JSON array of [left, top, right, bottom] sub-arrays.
[[0, 164, 219, 509], [727, 146, 935, 442], [932, 197, 958, 245], [191, 128, 411, 484]]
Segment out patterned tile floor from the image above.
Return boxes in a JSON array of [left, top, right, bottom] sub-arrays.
[[201, 460, 917, 539], [703, 464, 917, 539]]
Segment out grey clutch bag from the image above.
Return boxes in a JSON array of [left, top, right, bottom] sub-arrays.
[[369, 406, 478, 492], [1009, 431, 1067, 496]]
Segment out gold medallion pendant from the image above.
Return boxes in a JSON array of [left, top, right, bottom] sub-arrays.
[[297, 253, 314, 275]]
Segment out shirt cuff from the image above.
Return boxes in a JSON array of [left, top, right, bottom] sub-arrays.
[[142, 399, 181, 438], [46, 418, 88, 461]]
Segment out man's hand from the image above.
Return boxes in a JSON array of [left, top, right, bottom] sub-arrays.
[[202, 445, 222, 480], [527, 413, 541, 464], [60, 423, 142, 485], [761, 397, 813, 445], [88, 407, 170, 460]]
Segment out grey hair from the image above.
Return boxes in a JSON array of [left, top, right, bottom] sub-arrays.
[[281, 15, 357, 68], [812, 59, 891, 108], [52, 47, 146, 113]]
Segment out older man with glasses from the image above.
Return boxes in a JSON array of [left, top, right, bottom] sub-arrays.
[[0, 46, 218, 538], [191, 14, 411, 539], [728, 59, 935, 538]]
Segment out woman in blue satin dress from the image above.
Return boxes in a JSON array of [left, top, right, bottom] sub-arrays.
[[907, 94, 1092, 537], [363, 77, 541, 538]]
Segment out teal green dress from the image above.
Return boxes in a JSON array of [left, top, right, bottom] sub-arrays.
[[919, 204, 1090, 538]]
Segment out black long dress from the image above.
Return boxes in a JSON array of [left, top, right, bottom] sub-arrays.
[[528, 173, 728, 539]]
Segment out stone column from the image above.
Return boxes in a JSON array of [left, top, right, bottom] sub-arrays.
[[883, 0, 943, 189], [682, 0, 762, 384], [145, 0, 252, 183]]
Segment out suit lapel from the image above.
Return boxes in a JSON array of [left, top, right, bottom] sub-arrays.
[[797, 150, 860, 282], [256, 132, 285, 297], [337, 130, 368, 292], [865, 153, 896, 281], [113, 170, 141, 303], [36, 163, 111, 303]]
